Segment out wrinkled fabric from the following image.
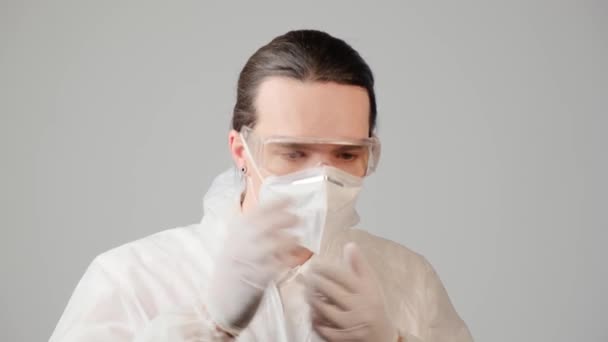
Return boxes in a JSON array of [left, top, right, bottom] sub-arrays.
[[50, 168, 473, 342]]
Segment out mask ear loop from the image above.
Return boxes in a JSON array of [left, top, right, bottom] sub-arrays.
[[239, 131, 265, 203]]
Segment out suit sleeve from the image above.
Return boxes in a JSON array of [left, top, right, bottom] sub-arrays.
[[49, 258, 233, 342], [417, 258, 473, 342]]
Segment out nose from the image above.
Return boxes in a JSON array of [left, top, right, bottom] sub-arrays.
[[314, 155, 333, 168]]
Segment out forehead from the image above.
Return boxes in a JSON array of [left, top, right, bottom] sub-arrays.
[[253, 77, 370, 139]]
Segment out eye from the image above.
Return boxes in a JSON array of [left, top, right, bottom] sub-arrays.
[[283, 151, 306, 160], [337, 152, 358, 161]]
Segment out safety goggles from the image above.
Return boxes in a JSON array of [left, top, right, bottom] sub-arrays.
[[240, 126, 381, 177]]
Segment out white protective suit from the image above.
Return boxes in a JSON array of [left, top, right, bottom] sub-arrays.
[[50, 168, 473, 342]]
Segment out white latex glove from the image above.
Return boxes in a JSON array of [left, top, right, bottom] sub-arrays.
[[206, 198, 301, 336], [306, 242, 399, 342]]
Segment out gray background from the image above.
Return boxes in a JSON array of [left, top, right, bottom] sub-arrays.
[[1, 1, 606, 341]]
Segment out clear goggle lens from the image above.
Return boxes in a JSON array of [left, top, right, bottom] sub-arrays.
[[240, 126, 381, 177]]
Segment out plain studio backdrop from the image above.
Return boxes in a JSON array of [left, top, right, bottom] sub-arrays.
[[1, 1, 606, 341]]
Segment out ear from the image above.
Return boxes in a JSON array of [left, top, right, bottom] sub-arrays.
[[228, 129, 247, 170]]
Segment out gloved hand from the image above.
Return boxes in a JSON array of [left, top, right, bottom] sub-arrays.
[[306, 242, 399, 342], [206, 199, 301, 336]]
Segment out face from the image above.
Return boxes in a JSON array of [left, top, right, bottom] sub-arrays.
[[229, 76, 370, 211]]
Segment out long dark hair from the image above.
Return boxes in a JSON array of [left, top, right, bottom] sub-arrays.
[[231, 29, 377, 136]]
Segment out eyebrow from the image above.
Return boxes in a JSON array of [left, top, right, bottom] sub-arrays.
[[334, 145, 366, 151], [273, 143, 313, 149], [272, 143, 366, 152]]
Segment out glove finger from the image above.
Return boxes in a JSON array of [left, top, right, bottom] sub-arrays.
[[255, 211, 300, 235], [248, 234, 297, 268], [269, 234, 300, 261], [248, 197, 293, 221], [306, 272, 353, 310], [343, 242, 372, 279], [313, 323, 365, 342], [308, 294, 352, 329], [310, 262, 358, 293]]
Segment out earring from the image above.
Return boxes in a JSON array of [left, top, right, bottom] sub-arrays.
[[241, 166, 247, 174]]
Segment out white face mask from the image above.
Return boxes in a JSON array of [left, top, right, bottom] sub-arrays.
[[256, 166, 363, 254]]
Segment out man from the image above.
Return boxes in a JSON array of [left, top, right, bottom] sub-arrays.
[[50, 29, 472, 341]]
